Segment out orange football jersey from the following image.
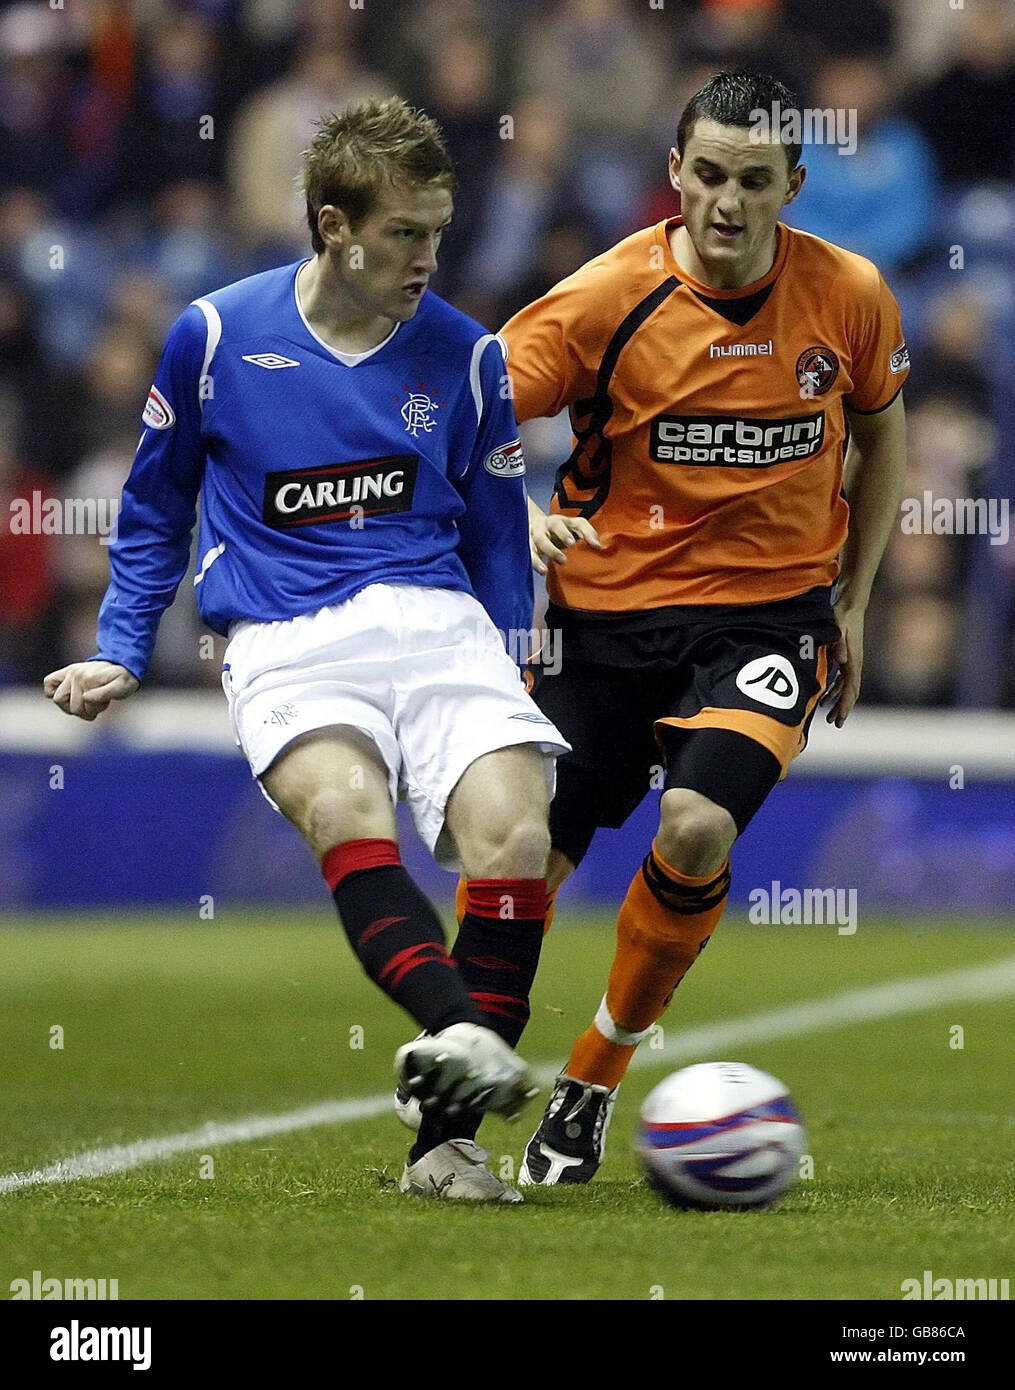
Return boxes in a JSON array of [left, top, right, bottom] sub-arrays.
[[502, 217, 909, 612]]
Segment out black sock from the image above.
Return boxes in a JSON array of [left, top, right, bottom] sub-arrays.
[[411, 877, 547, 1161], [323, 840, 480, 1034]]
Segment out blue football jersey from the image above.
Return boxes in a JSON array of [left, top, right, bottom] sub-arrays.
[[95, 260, 532, 681]]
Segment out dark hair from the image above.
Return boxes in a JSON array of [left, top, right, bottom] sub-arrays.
[[301, 97, 457, 253], [676, 70, 803, 170]]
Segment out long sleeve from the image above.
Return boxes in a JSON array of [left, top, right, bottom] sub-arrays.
[[454, 335, 534, 644], [94, 303, 208, 681]]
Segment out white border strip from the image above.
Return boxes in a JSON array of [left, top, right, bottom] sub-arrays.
[[3, 954, 1013, 1194], [5, 693, 1015, 775]]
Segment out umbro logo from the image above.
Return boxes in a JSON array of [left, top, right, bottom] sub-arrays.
[[242, 353, 301, 369]]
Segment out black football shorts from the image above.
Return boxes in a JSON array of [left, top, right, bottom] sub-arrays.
[[530, 586, 840, 869]]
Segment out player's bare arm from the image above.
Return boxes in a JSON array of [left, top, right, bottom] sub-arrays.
[[527, 494, 601, 575], [823, 391, 908, 728], [43, 661, 140, 721]]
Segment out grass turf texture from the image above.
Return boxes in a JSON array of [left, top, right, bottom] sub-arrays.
[[0, 911, 1012, 1301]]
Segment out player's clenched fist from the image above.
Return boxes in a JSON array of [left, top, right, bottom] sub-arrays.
[[43, 661, 140, 721], [527, 498, 602, 576]]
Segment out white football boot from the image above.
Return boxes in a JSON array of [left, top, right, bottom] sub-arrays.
[[393, 1033, 424, 1131], [393, 1021, 537, 1122], [394, 1078, 422, 1131], [399, 1138, 523, 1203]]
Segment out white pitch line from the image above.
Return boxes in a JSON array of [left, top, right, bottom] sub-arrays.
[[0, 1097, 391, 1195], [2, 955, 1014, 1195], [629, 953, 1015, 1070]]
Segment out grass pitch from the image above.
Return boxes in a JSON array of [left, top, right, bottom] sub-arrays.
[[0, 909, 1012, 1301]]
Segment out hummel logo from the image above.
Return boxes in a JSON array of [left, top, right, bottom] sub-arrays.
[[242, 353, 301, 369], [709, 340, 773, 358]]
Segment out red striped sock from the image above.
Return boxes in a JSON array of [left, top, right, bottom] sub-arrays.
[[324, 839, 480, 1033]]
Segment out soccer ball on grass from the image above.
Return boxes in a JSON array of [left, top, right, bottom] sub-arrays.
[[636, 1061, 806, 1210]]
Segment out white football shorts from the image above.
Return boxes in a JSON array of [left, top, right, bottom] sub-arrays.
[[221, 583, 570, 865]]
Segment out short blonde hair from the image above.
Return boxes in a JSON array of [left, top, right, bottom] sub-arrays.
[[301, 97, 457, 252]]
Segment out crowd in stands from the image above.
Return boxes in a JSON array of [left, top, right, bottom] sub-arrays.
[[1, 0, 1013, 706]]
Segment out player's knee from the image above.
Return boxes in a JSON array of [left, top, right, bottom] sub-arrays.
[[546, 848, 575, 894], [656, 789, 736, 876], [295, 785, 393, 859], [461, 814, 551, 881]]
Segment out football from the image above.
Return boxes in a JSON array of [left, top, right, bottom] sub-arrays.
[[636, 1062, 807, 1210]]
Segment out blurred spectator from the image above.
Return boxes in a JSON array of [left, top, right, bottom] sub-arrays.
[[682, 0, 821, 102], [459, 94, 575, 326], [0, 185, 116, 368], [120, 10, 224, 202], [785, 54, 939, 274], [54, 440, 214, 687], [893, 0, 972, 85], [0, 273, 75, 478], [133, 179, 239, 307], [503, 213, 601, 480], [870, 593, 960, 707], [904, 287, 993, 417], [910, 0, 1015, 183], [104, 267, 175, 356], [516, 0, 668, 241], [503, 213, 601, 321], [419, 24, 503, 302], [864, 285, 998, 707], [0, 390, 57, 683], [53, 444, 132, 678], [65, 320, 158, 467], [782, 0, 894, 61], [366, 0, 513, 106], [0, 2, 124, 220], [0, 0, 1008, 706], [227, 31, 393, 257]]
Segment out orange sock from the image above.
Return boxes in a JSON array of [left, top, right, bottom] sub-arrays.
[[567, 841, 730, 1090], [455, 878, 558, 934]]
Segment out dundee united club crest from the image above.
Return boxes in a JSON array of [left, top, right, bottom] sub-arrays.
[[795, 345, 839, 397]]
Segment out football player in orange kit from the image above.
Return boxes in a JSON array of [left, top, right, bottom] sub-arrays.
[[503, 71, 910, 1183]]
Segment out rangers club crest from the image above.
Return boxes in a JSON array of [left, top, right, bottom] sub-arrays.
[[397, 380, 443, 436], [795, 345, 839, 398]]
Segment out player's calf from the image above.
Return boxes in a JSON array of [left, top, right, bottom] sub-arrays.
[[526, 837, 732, 1183], [404, 744, 553, 1158]]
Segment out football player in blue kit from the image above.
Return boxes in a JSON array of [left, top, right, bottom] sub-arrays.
[[44, 98, 569, 1205]]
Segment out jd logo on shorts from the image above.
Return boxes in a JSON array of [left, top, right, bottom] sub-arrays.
[[263, 454, 418, 528], [735, 654, 800, 710]]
